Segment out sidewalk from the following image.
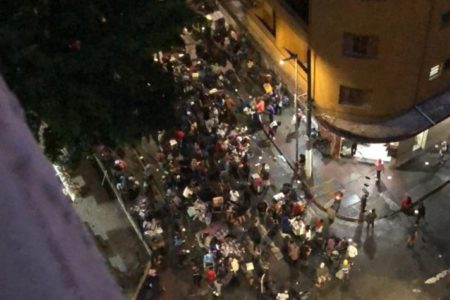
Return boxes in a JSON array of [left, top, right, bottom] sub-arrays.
[[215, 0, 450, 223], [71, 160, 149, 297], [265, 106, 450, 222]]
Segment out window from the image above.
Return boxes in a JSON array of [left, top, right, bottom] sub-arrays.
[[442, 10, 450, 28], [343, 33, 379, 58], [429, 64, 442, 80], [285, 0, 309, 24], [339, 86, 372, 107]]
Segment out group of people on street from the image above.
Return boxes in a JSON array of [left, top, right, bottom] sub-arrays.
[[94, 1, 450, 299]]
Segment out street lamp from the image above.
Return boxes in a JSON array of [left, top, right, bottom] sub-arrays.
[[280, 48, 313, 179], [279, 54, 299, 170]]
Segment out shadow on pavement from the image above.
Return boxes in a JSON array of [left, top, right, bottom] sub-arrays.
[[363, 229, 377, 260]]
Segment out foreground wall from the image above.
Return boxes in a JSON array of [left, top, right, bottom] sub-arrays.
[[0, 75, 121, 300]]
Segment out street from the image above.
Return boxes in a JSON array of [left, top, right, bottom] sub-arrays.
[[71, 2, 450, 299]]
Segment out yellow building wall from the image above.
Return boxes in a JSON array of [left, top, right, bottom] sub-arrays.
[[309, 0, 432, 122], [249, 0, 309, 94], [416, 0, 450, 101], [248, 0, 449, 123]]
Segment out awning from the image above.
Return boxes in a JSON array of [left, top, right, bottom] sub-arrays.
[[316, 88, 450, 143]]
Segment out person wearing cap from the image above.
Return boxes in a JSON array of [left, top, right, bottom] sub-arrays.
[[315, 262, 330, 287]]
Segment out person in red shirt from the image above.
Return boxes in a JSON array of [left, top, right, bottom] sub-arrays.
[[400, 193, 413, 214], [205, 267, 216, 285], [255, 98, 265, 113]]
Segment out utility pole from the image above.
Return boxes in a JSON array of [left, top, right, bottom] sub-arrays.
[[280, 54, 299, 167], [305, 48, 313, 178], [280, 48, 313, 178]]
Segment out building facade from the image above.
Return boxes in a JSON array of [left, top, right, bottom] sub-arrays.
[[220, 0, 450, 164], [250, 0, 450, 122]]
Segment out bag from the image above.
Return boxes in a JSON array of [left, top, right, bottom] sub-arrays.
[[335, 269, 344, 280]]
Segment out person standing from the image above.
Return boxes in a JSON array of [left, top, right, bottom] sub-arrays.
[[360, 192, 369, 214], [260, 163, 271, 192], [288, 240, 300, 266], [213, 279, 223, 297], [406, 225, 419, 248], [374, 159, 384, 184], [400, 193, 413, 214], [327, 207, 336, 225], [295, 108, 303, 129], [315, 262, 330, 288], [256, 98, 265, 114], [438, 146, 447, 165], [415, 203, 426, 225], [142, 269, 164, 298], [205, 267, 217, 286], [333, 191, 343, 213], [341, 259, 351, 280], [192, 266, 202, 288], [351, 142, 358, 157], [365, 209, 377, 231], [268, 121, 280, 140], [266, 101, 275, 122], [276, 96, 283, 115]]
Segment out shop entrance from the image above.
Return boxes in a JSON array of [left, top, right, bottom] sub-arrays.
[[340, 138, 395, 163]]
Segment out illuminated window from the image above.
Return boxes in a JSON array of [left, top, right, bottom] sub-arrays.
[[429, 64, 442, 80]]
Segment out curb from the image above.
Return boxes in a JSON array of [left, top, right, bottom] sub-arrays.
[[262, 124, 450, 223], [383, 179, 450, 220]]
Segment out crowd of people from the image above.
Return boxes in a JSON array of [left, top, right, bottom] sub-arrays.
[[94, 3, 366, 299]]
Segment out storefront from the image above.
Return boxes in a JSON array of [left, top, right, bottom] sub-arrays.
[[340, 139, 397, 163]]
